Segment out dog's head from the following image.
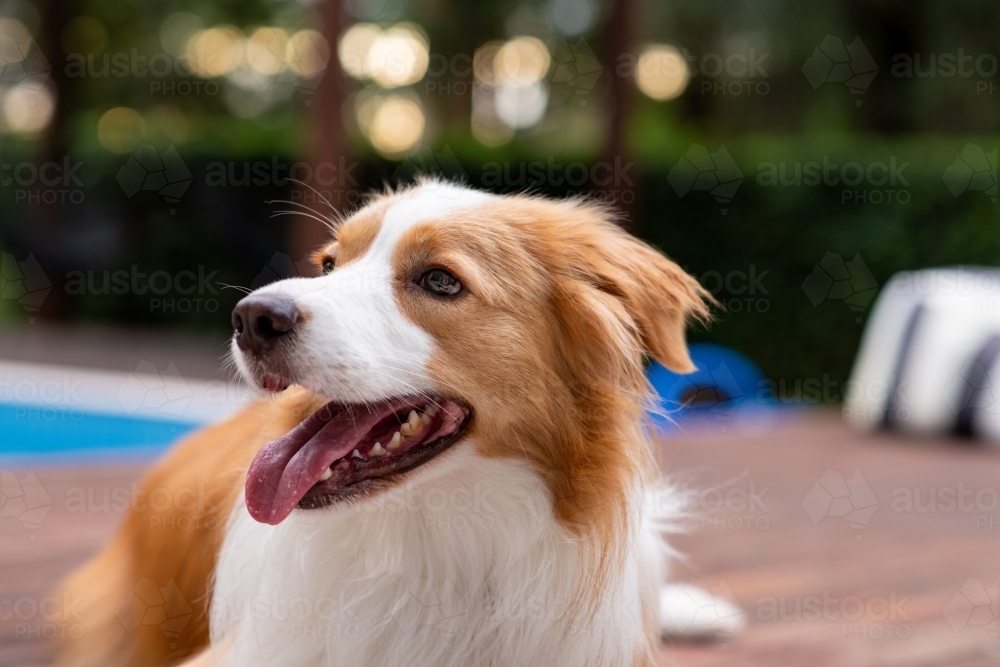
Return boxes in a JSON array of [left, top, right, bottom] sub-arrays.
[[233, 181, 709, 529]]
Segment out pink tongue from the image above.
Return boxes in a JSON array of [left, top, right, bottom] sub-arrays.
[[245, 403, 389, 525]]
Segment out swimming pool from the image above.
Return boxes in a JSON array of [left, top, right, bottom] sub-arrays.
[[0, 360, 247, 464], [1, 402, 202, 461]]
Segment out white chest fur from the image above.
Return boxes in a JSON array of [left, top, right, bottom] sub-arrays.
[[209, 447, 660, 667]]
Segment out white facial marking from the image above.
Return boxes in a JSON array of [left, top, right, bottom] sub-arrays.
[[233, 182, 493, 402]]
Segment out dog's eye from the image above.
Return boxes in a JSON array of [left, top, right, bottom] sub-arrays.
[[419, 269, 462, 296], [322, 258, 335, 274]]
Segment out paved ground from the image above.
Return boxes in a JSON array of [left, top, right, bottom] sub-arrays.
[[2, 410, 1000, 666]]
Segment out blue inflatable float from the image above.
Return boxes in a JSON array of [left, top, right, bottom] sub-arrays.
[[647, 343, 769, 433]]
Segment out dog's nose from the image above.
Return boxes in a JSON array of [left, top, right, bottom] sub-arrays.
[[232, 293, 300, 353]]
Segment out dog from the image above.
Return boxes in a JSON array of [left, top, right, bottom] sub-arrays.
[[54, 181, 743, 667]]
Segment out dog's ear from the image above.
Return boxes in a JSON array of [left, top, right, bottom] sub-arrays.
[[560, 204, 712, 374]]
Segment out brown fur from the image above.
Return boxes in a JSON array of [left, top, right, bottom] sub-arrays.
[[312, 196, 394, 268], [54, 388, 325, 667], [387, 194, 709, 661], [390, 195, 708, 535], [55, 187, 709, 667]]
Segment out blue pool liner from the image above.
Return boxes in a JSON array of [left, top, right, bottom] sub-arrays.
[[0, 402, 202, 464]]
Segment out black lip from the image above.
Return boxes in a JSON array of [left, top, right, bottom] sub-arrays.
[[297, 405, 473, 509]]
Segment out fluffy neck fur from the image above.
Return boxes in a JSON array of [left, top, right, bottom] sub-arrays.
[[209, 445, 664, 667]]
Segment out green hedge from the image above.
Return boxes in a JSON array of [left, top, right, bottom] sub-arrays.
[[631, 133, 1000, 393]]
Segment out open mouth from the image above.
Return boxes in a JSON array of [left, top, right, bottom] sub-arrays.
[[245, 396, 471, 524]]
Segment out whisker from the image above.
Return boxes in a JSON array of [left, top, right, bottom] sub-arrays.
[[286, 178, 341, 216], [264, 199, 337, 228], [269, 210, 338, 231]]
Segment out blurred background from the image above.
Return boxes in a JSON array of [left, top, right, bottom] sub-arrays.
[[1, 0, 997, 388], [4, 1, 1000, 666]]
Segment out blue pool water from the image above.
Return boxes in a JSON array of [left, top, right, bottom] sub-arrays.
[[0, 402, 201, 462]]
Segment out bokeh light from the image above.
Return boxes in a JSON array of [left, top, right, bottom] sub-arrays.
[[224, 75, 278, 118], [473, 41, 504, 87], [98, 106, 145, 154], [339, 22, 428, 88], [635, 43, 689, 101], [160, 13, 204, 57], [0, 18, 32, 63], [1, 84, 55, 135], [367, 23, 428, 88], [471, 86, 514, 147], [287, 29, 330, 78], [146, 104, 190, 144], [339, 23, 380, 79], [365, 94, 424, 156], [62, 16, 108, 56], [544, 0, 597, 37], [495, 81, 549, 129], [352, 90, 379, 137], [186, 25, 245, 78], [246, 27, 289, 76], [495, 36, 550, 85]]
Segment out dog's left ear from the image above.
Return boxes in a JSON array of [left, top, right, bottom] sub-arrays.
[[564, 207, 713, 374]]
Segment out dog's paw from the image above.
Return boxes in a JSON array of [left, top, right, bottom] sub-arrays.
[[659, 583, 745, 642]]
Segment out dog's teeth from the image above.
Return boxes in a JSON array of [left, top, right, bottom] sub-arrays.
[[400, 410, 422, 436], [352, 449, 362, 459], [387, 431, 403, 449], [425, 404, 439, 418], [370, 442, 387, 456], [319, 467, 333, 481]]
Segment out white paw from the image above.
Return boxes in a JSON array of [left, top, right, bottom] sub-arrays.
[[659, 583, 746, 642]]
